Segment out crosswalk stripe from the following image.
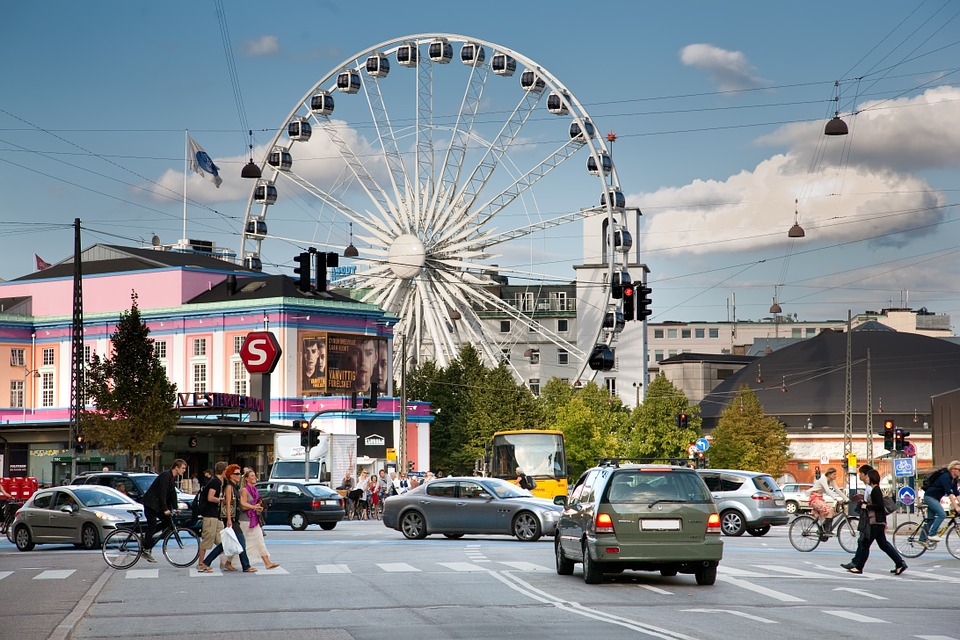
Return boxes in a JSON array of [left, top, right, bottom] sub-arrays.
[[125, 569, 159, 579], [315, 564, 351, 574], [438, 562, 489, 572], [377, 563, 420, 572], [823, 610, 888, 623], [718, 566, 766, 577], [498, 561, 551, 572], [0, 571, 12, 582], [639, 585, 673, 595], [762, 564, 843, 579], [254, 567, 289, 575], [34, 570, 75, 580], [717, 575, 805, 602]]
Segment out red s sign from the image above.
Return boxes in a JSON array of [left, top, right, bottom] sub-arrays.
[[239, 331, 282, 374]]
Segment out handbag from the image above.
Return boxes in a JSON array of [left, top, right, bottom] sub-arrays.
[[882, 494, 897, 515], [220, 526, 242, 556]]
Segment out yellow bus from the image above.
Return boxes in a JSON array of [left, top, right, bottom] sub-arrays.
[[487, 429, 567, 500]]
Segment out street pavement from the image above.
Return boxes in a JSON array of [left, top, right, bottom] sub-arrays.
[[0, 518, 956, 640]]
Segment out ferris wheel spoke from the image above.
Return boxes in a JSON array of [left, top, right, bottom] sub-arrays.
[[453, 206, 609, 254], [418, 274, 461, 364], [415, 51, 435, 219], [279, 170, 395, 243], [363, 77, 413, 228]]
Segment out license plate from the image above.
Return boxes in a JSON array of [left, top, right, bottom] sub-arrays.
[[640, 519, 681, 531], [775, 499, 785, 506]]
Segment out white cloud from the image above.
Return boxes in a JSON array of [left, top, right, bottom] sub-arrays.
[[243, 35, 280, 57], [680, 43, 765, 91]]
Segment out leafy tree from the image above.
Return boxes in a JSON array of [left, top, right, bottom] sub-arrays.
[[708, 384, 791, 476], [81, 292, 179, 467], [546, 381, 628, 478], [624, 374, 701, 461]]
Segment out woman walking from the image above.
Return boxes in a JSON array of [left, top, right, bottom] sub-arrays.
[[239, 469, 279, 569], [842, 467, 907, 575], [202, 463, 257, 573]]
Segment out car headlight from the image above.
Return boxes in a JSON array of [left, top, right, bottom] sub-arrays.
[[93, 511, 123, 521], [177, 501, 190, 511]]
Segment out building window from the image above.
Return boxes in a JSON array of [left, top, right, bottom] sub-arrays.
[[233, 335, 244, 354], [654, 350, 664, 362], [559, 378, 569, 385], [806, 328, 817, 336], [154, 341, 167, 359], [233, 360, 248, 396], [709, 328, 719, 338], [529, 378, 541, 396], [10, 348, 24, 367], [695, 328, 705, 338], [604, 377, 616, 397], [553, 291, 569, 311], [654, 329, 664, 339], [10, 380, 24, 409], [515, 292, 534, 312], [193, 338, 207, 357], [500, 320, 510, 333], [668, 350, 678, 358], [717, 368, 733, 380], [681, 329, 691, 339], [529, 349, 540, 365], [557, 319, 568, 333], [667, 329, 677, 339], [792, 328, 802, 338], [193, 362, 207, 393], [42, 348, 55, 366], [501, 349, 511, 363], [557, 349, 569, 365], [41, 372, 54, 407], [83, 344, 92, 365]]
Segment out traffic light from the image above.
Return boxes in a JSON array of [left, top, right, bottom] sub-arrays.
[[622, 284, 636, 321], [407, 460, 414, 472], [293, 251, 312, 292], [314, 251, 338, 293], [296, 419, 308, 447], [362, 381, 379, 409], [695, 451, 706, 469], [883, 420, 894, 450], [894, 428, 904, 451], [74, 434, 85, 454], [308, 428, 321, 448], [676, 412, 689, 429], [901, 430, 912, 455], [636, 283, 652, 320]]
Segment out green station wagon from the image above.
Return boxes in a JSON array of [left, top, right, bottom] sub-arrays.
[[555, 462, 723, 585]]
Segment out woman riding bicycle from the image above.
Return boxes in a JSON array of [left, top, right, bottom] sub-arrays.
[[809, 467, 847, 536]]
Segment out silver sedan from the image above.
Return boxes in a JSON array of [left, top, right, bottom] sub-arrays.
[[382, 476, 562, 541]]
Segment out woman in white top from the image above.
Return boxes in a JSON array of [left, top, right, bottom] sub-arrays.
[[809, 467, 847, 534]]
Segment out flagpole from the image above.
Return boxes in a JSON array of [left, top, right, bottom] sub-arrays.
[[183, 129, 188, 242]]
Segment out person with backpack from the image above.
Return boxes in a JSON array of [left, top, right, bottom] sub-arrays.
[[921, 460, 960, 542], [516, 468, 536, 491]]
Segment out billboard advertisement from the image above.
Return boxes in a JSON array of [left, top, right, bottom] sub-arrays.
[[299, 332, 389, 397]]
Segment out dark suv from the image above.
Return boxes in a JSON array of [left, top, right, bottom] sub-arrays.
[[555, 462, 723, 585], [70, 471, 198, 530]]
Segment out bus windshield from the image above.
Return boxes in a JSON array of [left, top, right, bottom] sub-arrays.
[[491, 431, 565, 480]]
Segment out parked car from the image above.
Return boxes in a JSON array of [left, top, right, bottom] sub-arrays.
[[11, 485, 142, 551], [779, 482, 814, 514], [555, 462, 722, 585], [255, 481, 345, 530], [696, 469, 789, 536], [71, 471, 197, 530], [382, 476, 562, 541]]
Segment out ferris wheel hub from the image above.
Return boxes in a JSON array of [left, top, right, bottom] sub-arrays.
[[388, 233, 426, 280]]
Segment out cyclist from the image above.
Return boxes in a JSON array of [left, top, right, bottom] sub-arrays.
[[1, 482, 17, 533], [922, 460, 960, 542], [809, 467, 847, 538], [140, 459, 187, 563]]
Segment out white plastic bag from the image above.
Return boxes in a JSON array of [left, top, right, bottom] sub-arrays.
[[221, 526, 242, 556]]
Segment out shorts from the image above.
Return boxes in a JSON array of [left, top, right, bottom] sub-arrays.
[[201, 516, 224, 548]]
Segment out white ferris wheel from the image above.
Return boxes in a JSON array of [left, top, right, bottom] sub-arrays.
[[240, 33, 634, 384]]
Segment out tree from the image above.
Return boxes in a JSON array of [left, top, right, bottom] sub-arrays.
[[708, 385, 791, 476], [546, 381, 627, 478], [81, 292, 179, 467], [625, 374, 701, 461]]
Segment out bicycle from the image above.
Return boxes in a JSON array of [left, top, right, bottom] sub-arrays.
[[101, 509, 200, 569], [789, 506, 860, 553], [891, 505, 960, 560], [1, 500, 24, 544]]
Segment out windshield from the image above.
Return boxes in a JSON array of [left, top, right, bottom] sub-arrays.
[[484, 479, 533, 499], [491, 432, 565, 480], [132, 476, 154, 493], [271, 461, 321, 479], [306, 485, 337, 498], [73, 487, 137, 507], [604, 470, 712, 504]]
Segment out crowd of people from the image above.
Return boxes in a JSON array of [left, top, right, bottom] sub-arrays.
[[337, 467, 421, 520]]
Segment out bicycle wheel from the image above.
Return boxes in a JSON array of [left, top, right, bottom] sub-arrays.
[[892, 521, 927, 559], [102, 529, 142, 569], [789, 515, 821, 552], [945, 525, 960, 560], [836, 516, 860, 553], [162, 527, 200, 568]]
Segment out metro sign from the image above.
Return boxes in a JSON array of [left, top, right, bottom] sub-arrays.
[[239, 331, 282, 374]]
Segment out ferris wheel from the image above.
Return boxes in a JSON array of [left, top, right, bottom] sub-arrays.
[[239, 33, 634, 383]]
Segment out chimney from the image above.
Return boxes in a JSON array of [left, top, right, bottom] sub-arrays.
[[226, 274, 237, 296]]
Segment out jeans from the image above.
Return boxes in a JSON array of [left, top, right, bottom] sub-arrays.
[[203, 521, 251, 570], [851, 523, 905, 570], [922, 494, 946, 540], [142, 508, 171, 551]]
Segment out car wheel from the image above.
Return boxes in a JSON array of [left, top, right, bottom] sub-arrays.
[[443, 533, 464, 539], [512, 512, 541, 542], [785, 501, 798, 515], [80, 523, 99, 550], [695, 563, 717, 586], [319, 522, 336, 531], [660, 568, 678, 577], [719, 510, 746, 536], [14, 525, 35, 551], [581, 541, 603, 584], [289, 512, 308, 531], [555, 536, 574, 575], [400, 511, 428, 540], [747, 525, 771, 537]]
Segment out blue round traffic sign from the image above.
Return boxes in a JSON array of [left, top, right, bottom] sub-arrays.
[[695, 438, 710, 452], [898, 486, 915, 506]]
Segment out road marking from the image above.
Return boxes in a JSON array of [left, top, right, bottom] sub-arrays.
[[0, 571, 12, 582], [717, 575, 805, 602], [833, 586, 887, 600], [189, 567, 218, 577], [639, 585, 673, 595], [35, 570, 75, 580], [124, 569, 158, 579], [377, 563, 420, 572], [916, 636, 959, 639], [761, 564, 841, 579], [315, 564, 351, 574], [498, 561, 550, 571], [438, 562, 489, 572], [683, 608, 777, 624], [253, 567, 289, 575], [823, 610, 888, 623], [718, 566, 766, 578]]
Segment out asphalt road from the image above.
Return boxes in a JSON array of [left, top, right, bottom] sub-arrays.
[[0, 518, 957, 640]]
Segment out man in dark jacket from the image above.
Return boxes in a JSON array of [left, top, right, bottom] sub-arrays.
[[141, 459, 187, 562]]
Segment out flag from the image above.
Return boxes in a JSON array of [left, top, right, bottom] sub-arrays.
[[188, 136, 223, 188], [35, 254, 52, 271]]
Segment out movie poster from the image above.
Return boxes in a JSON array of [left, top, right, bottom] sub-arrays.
[[298, 332, 389, 397]]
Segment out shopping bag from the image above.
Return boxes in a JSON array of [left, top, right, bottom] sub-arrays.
[[221, 526, 242, 556]]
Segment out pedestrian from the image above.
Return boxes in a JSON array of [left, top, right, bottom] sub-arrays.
[[202, 463, 257, 573], [516, 468, 534, 491], [920, 460, 960, 542], [239, 469, 279, 569], [842, 467, 907, 575], [808, 467, 847, 537], [140, 459, 187, 563], [196, 461, 226, 573], [356, 470, 372, 519]]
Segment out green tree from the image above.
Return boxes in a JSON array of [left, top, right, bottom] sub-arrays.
[[624, 374, 701, 461], [546, 381, 628, 478], [708, 385, 791, 476], [81, 293, 179, 466]]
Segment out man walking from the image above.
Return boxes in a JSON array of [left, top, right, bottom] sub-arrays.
[[196, 461, 227, 572], [141, 459, 187, 563]]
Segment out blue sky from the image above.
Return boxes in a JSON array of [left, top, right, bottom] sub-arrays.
[[2, 1, 958, 327]]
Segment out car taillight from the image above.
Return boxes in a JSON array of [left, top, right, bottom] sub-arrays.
[[707, 513, 721, 534], [311, 499, 322, 508], [595, 512, 614, 534], [751, 493, 772, 501]]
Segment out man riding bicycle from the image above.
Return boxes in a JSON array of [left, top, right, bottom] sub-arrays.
[[921, 460, 960, 542], [809, 467, 847, 538], [140, 459, 187, 563]]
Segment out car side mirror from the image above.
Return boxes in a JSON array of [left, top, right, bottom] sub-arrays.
[[553, 495, 568, 507], [60, 504, 77, 514]]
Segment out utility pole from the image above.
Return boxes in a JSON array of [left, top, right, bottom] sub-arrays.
[[843, 310, 853, 494], [865, 349, 874, 464], [399, 334, 407, 474], [69, 218, 84, 480]]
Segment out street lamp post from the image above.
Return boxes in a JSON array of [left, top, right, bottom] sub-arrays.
[[399, 334, 407, 474]]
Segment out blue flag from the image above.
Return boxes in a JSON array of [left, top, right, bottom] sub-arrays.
[[188, 136, 223, 188]]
